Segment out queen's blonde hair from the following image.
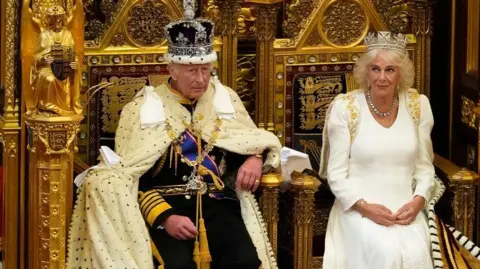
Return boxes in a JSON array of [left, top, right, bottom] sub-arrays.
[[353, 49, 415, 92]]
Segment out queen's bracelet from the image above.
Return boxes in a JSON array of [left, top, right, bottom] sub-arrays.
[[360, 200, 366, 218]]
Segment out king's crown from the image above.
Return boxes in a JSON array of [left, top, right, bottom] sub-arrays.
[[364, 31, 408, 54]]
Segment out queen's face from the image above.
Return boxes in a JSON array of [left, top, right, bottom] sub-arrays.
[[367, 50, 401, 97]]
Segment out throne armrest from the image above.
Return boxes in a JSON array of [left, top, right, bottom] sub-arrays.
[[433, 154, 479, 240], [258, 173, 284, 257], [258, 170, 321, 269]]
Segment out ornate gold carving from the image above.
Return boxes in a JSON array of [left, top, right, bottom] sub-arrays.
[[26, 115, 82, 268], [48, 131, 67, 151], [312, 257, 323, 269], [253, 2, 280, 130], [3, 129, 17, 159], [283, 0, 315, 39], [293, 189, 316, 269], [26, 115, 82, 155], [254, 4, 278, 42], [319, 0, 367, 47], [86, 54, 165, 65], [216, 0, 242, 36], [260, 187, 280, 256], [371, 0, 412, 33], [237, 55, 257, 118], [85, 18, 106, 42], [215, 0, 242, 88], [100, 76, 148, 133], [206, 1, 255, 36], [84, 0, 128, 45], [31, 0, 58, 19], [1, 132, 20, 269], [3, 1, 21, 267], [306, 30, 323, 47], [389, 9, 411, 33], [125, 0, 170, 46], [411, 2, 431, 36], [111, 32, 127, 47], [5, 0, 19, 109], [461, 95, 477, 129], [205, 0, 221, 34], [22, 4, 83, 117], [450, 180, 477, 239], [298, 75, 343, 131], [291, 172, 320, 269], [238, 7, 257, 35]]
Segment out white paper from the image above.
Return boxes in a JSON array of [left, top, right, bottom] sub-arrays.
[[280, 147, 313, 184], [99, 145, 121, 165], [74, 146, 121, 187]]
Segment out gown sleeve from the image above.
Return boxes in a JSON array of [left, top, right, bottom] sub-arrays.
[[412, 94, 435, 202], [326, 99, 361, 211]]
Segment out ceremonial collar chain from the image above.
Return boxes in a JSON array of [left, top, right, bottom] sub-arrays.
[[164, 118, 222, 167]]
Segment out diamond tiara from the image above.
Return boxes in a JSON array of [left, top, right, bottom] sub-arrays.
[[364, 31, 408, 54]]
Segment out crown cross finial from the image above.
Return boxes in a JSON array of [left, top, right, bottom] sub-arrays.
[[184, 0, 196, 20], [364, 31, 408, 54]]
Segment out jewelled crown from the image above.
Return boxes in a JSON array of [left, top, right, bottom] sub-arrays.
[[164, 0, 216, 64], [364, 31, 408, 54], [46, 5, 65, 16]]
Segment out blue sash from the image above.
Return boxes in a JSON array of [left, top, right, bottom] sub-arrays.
[[180, 130, 220, 183]]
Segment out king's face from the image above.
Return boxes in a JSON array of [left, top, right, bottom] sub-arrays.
[[169, 63, 213, 100]]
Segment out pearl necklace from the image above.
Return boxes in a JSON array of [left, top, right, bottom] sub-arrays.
[[366, 90, 397, 117]]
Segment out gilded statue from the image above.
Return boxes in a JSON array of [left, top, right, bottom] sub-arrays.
[[30, 5, 81, 116], [21, 2, 84, 117]]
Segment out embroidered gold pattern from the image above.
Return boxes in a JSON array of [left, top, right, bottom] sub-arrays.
[[153, 184, 219, 196], [406, 90, 420, 127], [339, 94, 359, 142], [152, 152, 169, 177]]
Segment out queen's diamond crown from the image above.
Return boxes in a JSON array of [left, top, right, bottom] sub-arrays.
[[364, 31, 408, 54]]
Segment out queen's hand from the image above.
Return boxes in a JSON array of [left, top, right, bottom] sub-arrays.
[[395, 196, 425, 225], [354, 200, 398, 226]]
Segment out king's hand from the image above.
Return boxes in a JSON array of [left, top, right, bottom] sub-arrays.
[[236, 155, 263, 191], [163, 215, 197, 240]]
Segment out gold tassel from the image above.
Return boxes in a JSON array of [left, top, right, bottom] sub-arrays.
[[198, 218, 212, 267], [198, 165, 225, 191], [193, 241, 201, 268], [196, 133, 202, 158]]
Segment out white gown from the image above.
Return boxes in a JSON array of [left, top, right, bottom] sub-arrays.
[[323, 91, 435, 269]]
